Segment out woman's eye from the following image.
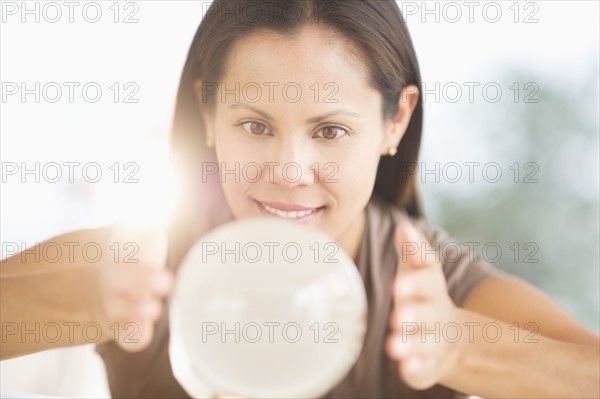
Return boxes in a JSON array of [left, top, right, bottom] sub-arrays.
[[317, 126, 348, 140], [240, 121, 270, 136]]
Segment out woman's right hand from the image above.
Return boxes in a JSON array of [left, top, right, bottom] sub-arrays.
[[0, 224, 174, 359], [92, 224, 174, 352]]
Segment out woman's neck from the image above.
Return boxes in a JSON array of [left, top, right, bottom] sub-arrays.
[[336, 207, 367, 264]]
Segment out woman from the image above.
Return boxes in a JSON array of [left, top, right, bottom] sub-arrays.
[[2, 1, 599, 398]]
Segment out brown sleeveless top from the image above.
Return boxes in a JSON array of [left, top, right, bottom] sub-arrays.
[[96, 194, 506, 398]]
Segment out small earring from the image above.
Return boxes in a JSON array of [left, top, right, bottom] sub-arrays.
[[388, 146, 397, 156], [205, 136, 214, 148]]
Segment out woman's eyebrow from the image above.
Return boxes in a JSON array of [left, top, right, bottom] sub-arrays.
[[229, 103, 360, 123], [306, 109, 360, 124], [229, 103, 274, 121]]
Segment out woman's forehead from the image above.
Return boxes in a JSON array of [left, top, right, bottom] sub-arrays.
[[222, 26, 369, 85]]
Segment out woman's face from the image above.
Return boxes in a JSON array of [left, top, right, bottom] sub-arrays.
[[196, 26, 412, 256]]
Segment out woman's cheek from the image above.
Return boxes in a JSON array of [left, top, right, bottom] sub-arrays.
[[329, 153, 378, 194]]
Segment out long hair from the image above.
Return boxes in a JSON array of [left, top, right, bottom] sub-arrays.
[[167, 0, 424, 269]]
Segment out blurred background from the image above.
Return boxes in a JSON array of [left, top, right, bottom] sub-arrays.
[[1, 0, 598, 397]]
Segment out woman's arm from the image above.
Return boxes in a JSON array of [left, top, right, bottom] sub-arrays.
[[440, 305, 599, 398], [1, 265, 101, 359], [386, 222, 600, 398], [0, 226, 173, 360], [440, 274, 599, 398]]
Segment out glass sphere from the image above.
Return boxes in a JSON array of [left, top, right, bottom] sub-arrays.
[[169, 217, 367, 399]]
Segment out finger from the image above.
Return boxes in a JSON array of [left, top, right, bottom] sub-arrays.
[[389, 303, 439, 331], [104, 295, 163, 322], [393, 266, 445, 301], [132, 298, 163, 321], [386, 332, 404, 360], [386, 332, 434, 360], [109, 224, 169, 268], [399, 356, 438, 390], [387, 328, 450, 360], [117, 318, 155, 353], [140, 266, 173, 297], [136, 227, 169, 268], [394, 221, 435, 269], [110, 265, 173, 300], [387, 333, 433, 360]]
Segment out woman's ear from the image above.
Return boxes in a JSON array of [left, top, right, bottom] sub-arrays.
[[381, 84, 420, 155], [193, 79, 216, 148]]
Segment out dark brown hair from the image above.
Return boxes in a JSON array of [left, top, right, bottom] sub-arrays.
[[168, 0, 424, 268]]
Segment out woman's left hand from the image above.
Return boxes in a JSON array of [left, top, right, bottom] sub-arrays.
[[385, 221, 466, 390]]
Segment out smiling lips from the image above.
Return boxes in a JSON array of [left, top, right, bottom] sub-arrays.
[[254, 199, 324, 220]]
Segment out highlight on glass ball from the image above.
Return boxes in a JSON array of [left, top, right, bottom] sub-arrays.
[[169, 217, 368, 399]]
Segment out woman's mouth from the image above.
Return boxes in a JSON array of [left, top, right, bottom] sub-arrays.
[[253, 199, 325, 223]]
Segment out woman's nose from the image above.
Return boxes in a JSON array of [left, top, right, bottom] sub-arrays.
[[265, 141, 316, 188]]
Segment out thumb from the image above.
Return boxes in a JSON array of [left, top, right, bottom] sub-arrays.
[[140, 227, 169, 268], [108, 222, 169, 268], [117, 319, 155, 353], [394, 221, 431, 268], [129, 226, 169, 269], [116, 228, 169, 353]]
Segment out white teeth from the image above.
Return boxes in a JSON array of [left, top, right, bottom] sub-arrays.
[[262, 204, 317, 219]]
